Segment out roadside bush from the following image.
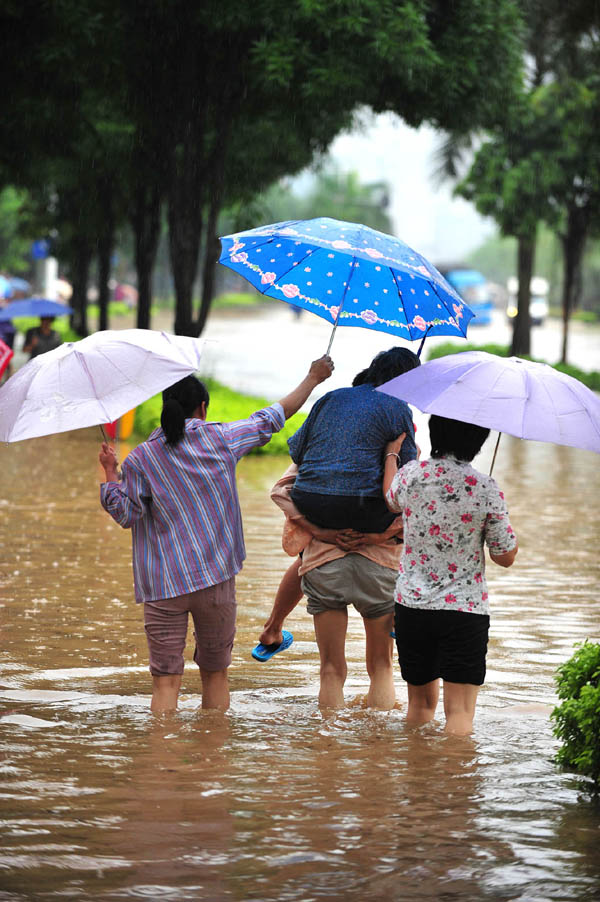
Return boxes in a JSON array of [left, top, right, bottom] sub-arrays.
[[426, 342, 600, 392], [87, 301, 132, 318], [551, 641, 600, 790], [133, 377, 306, 454], [426, 341, 509, 361]]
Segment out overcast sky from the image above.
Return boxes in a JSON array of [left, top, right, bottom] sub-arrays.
[[327, 112, 495, 267]]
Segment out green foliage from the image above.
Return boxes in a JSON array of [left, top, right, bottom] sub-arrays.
[[254, 166, 394, 235], [426, 341, 512, 361], [551, 642, 600, 789], [571, 310, 598, 323], [425, 341, 600, 391], [87, 301, 132, 318], [133, 378, 306, 455], [0, 187, 31, 272]]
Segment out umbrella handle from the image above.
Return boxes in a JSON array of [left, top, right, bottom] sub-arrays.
[[489, 433, 501, 476]]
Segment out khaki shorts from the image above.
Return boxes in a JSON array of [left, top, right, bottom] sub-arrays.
[[302, 554, 396, 619]]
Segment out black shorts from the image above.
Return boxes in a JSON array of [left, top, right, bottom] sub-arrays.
[[395, 604, 489, 686], [290, 488, 395, 533]]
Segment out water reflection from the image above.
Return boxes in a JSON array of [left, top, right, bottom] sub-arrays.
[[0, 428, 599, 899]]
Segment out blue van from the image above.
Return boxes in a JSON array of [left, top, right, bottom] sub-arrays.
[[442, 269, 494, 326]]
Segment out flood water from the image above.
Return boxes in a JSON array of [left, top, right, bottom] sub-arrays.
[[1, 413, 599, 901]]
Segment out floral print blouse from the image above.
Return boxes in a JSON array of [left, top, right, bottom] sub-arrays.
[[387, 456, 517, 615]]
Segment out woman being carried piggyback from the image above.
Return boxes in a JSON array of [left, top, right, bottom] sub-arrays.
[[383, 415, 518, 735]]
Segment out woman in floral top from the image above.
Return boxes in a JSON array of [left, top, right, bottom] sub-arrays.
[[383, 414, 518, 735]]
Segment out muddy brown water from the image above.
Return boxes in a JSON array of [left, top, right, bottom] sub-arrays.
[[1, 428, 599, 901]]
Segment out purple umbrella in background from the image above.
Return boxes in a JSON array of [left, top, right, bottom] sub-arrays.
[[377, 351, 600, 472]]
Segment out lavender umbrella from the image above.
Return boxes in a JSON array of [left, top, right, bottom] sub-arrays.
[[377, 351, 600, 467]]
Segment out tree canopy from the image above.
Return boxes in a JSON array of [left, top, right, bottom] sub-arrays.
[[1, 0, 526, 335]]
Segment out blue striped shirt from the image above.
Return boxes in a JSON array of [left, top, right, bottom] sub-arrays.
[[100, 404, 285, 603]]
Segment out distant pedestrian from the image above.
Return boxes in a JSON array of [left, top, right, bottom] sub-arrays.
[[23, 316, 62, 359]]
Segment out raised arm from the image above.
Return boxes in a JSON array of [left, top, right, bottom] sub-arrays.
[[277, 355, 334, 419], [383, 433, 406, 503]]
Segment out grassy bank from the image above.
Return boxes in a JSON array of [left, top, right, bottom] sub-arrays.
[[426, 342, 600, 392], [134, 377, 305, 454]]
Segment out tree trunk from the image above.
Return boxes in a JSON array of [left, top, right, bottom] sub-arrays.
[[197, 194, 222, 336], [168, 136, 204, 337], [97, 187, 114, 333], [510, 232, 535, 357], [70, 237, 92, 337], [560, 205, 589, 365], [131, 178, 162, 331], [196, 112, 231, 336]]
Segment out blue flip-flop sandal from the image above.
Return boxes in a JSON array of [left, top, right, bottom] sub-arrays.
[[251, 630, 294, 662]]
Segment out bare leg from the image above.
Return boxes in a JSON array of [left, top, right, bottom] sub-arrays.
[[151, 674, 182, 713], [313, 609, 348, 709], [200, 668, 230, 712], [363, 612, 396, 710], [443, 681, 479, 735], [259, 557, 303, 646], [406, 680, 440, 726]]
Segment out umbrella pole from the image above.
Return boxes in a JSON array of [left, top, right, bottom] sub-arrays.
[[325, 258, 360, 356], [326, 323, 338, 356], [489, 433, 501, 476], [99, 424, 109, 442], [417, 326, 433, 358]]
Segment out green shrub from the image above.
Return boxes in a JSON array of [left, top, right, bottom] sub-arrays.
[[133, 377, 306, 455], [87, 301, 132, 318], [551, 641, 600, 789], [425, 342, 600, 392], [572, 310, 599, 324], [426, 341, 510, 362]]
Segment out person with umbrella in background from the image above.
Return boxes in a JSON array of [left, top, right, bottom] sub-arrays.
[[23, 316, 62, 359], [98, 354, 333, 714], [383, 415, 518, 735]]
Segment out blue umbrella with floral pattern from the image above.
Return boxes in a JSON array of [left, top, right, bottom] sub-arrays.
[[219, 218, 474, 354]]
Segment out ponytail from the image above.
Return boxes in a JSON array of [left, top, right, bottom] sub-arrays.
[[161, 376, 210, 445]]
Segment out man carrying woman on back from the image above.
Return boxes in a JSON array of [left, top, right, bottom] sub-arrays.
[[255, 347, 420, 710]]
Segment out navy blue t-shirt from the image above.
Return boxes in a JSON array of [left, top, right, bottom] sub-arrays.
[[287, 383, 416, 497]]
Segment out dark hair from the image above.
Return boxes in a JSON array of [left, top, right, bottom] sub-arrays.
[[429, 414, 490, 462], [352, 347, 420, 387], [161, 375, 210, 445]]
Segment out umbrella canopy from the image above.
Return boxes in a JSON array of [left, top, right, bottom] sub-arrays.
[[377, 351, 600, 454], [219, 218, 474, 347], [0, 329, 205, 442], [7, 277, 32, 296], [0, 298, 73, 320]]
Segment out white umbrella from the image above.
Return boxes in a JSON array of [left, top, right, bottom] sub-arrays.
[[378, 351, 600, 465], [0, 329, 205, 442]]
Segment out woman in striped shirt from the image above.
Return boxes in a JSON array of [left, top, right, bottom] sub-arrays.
[[99, 356, 333, 713]]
